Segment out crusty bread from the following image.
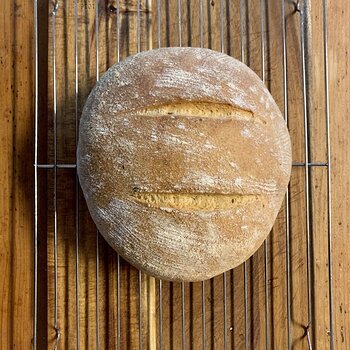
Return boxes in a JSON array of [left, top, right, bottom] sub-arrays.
[[77, 47, 291, 281]]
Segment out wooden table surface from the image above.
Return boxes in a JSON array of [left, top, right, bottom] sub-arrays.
[[0, 0, 349, 349]]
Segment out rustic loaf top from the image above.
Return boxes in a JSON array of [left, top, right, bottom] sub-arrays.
[[77, 47, 291, 281]]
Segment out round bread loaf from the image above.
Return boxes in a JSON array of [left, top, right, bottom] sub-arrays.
[[77, 47, 291, 281]]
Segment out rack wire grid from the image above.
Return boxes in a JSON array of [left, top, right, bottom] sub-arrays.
[[33, 0, 333, 349]]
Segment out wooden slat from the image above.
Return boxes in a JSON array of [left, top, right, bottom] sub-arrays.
[[0, 2, 15, 348], [327, 1, 350, 349], [309, 1, 331, 348], [0, 0, 34, 348]]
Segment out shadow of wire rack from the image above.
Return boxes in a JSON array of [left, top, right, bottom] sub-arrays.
[[33, 0, 333, 349]]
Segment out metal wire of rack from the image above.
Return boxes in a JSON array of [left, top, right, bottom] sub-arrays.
[[33, 0, 334, 349]]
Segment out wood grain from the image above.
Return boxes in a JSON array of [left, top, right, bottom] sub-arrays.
[[0, 0, 349, 349], [0, 0, 34, 348], [327, 1, 350, 349]]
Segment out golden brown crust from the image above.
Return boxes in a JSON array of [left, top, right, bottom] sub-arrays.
[[77, 47, 291, 281]]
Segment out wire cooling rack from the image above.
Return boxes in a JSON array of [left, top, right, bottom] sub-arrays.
[[33, 0, 333, 348]]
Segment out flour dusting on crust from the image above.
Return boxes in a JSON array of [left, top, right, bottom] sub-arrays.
[[77, 47, 292, 281]]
